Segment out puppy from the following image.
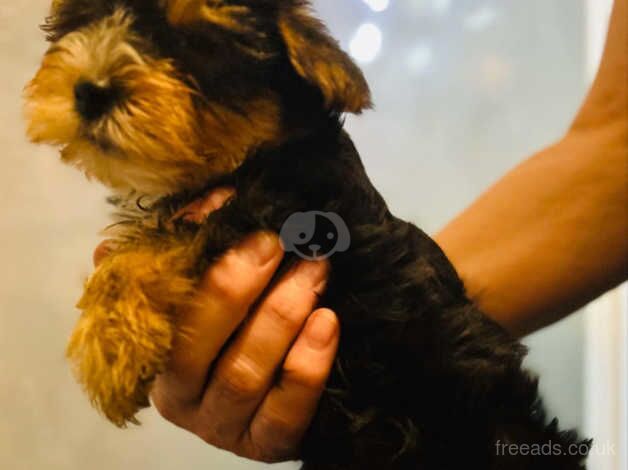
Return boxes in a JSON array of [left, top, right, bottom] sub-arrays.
[[25, 1, 590, 468]]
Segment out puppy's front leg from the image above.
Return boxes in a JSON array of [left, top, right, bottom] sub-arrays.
[[67, 240, 197, 426]]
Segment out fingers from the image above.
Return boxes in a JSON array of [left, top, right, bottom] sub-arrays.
[[153, 232, 284, 405], [141, 185, 339, 462], [196, 260, 329, 444], [244, 309, 340, 461]]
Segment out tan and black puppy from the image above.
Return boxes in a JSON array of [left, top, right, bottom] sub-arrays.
[[25, 1, 589, 469]]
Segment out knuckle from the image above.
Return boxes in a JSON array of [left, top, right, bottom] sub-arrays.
[[203, 260, 245, 305], [155, 402, 178, 424], [248, 446, 288, 464], [233, 443, 277, 464], [255, 413, 297, 441], [249, 416, 300, 462], [152, 392, 184, 426], [212, 357, 267, 402], [282, 360, 328, 390], [193, 414, 244, 453], [193, 423, 223, 448], [189, 408, 235, 449], [264, 295, 307, 332]]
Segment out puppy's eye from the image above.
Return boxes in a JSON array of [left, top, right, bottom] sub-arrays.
[[327, 233, 335, 240], [299, 233, 307, 240]]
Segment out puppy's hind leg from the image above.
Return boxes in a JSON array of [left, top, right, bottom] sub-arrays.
[[67, 241, 196, 426]]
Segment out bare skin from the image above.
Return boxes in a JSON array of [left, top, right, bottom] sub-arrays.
[[93, 0, 626, 462], [436, 0, 627, 337]]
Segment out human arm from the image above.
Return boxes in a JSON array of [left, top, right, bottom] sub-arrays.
[[436, 0, 627, 337]]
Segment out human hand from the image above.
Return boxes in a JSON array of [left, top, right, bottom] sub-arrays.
[[95, 188, 340, 463]]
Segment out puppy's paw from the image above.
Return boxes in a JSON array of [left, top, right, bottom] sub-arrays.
[[67, 248, 193, 426]]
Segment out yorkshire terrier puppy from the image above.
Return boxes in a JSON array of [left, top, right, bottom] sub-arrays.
[[25, 1, 590, 468]]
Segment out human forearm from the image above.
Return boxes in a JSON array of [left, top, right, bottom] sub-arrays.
[[436, 131, 627, 337], [436, 0, 627, 337]]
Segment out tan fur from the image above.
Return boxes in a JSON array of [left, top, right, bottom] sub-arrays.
[[24, 6, 283, 423], [68, 240, 197, 426], [278, 6, 371, 113], [25, 8, 282, 195]]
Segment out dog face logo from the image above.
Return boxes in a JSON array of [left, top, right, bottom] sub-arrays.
[[280, 212, 350, 261]]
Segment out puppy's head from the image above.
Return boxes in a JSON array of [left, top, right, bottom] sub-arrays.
[[24, 0, 371, 196]]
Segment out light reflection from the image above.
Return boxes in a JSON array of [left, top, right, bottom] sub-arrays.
[[362, 0, 390, 12], [349, 23, 383, 64]]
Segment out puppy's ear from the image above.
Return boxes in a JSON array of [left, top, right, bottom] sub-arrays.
[[278, 2, 372, 113]]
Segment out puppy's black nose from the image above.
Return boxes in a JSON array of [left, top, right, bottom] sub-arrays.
[[74, 81, 117, 121]]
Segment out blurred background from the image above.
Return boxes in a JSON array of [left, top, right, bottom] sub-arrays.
[[0, 0, 624, 469]]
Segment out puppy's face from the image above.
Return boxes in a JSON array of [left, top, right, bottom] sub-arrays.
[[24, 0, 370, 196]]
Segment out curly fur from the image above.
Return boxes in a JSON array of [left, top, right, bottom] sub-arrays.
[[68, 237, 199, 425], [25, 1, 590, 468]]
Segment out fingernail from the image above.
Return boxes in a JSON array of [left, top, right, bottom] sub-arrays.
[[240, 232, 282, 266], [306, 310, 338, 349], [294, 260, 329, 291]]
